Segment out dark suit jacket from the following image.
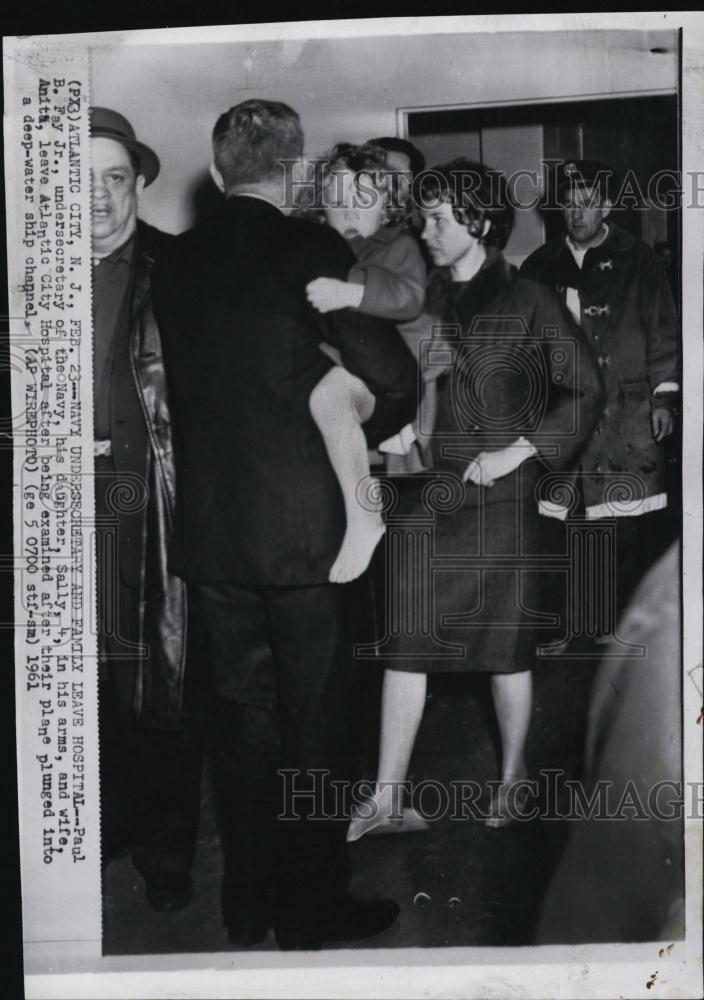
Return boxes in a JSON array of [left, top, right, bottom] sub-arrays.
[[153, 196, 418, 585]]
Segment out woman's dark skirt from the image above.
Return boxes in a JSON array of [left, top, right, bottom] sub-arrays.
[[377, 475, 547, 674]]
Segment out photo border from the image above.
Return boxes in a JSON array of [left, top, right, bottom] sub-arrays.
[[5, 11, 702, 999]]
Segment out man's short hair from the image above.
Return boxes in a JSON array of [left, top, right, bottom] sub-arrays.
[[418, 158, 514, 250], [212, 99, 304, 188], [369, 137, 425, 176]]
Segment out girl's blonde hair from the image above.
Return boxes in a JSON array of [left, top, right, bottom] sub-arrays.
[[295, 141, 410, 227]]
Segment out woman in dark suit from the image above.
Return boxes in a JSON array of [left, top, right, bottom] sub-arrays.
[[349, 159, 604, 838]]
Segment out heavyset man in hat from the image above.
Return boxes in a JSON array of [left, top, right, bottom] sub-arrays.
[[521, 159, 679, 645], [90, 107, 202, 910]]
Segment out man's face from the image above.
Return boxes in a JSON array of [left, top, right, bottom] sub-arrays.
[[91, 137, 144, 254], [420, 200, 475, 267], [324, 167, 386, 240], [561, 184, 611, 248]]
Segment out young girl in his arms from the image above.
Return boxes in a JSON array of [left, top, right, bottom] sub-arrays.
[[306, 142, 439, 583]]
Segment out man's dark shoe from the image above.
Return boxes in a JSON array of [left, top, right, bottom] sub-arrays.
[[223, 889, 275, 947], [274, 894, 400, 950], [144, 871, 194, 912], [225, 915, 271, 947]]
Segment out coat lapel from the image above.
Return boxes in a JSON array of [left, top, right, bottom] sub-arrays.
[[539, 240, 582, 294], [427, 249, 515, 328], [452, 250, 515, 330], [131, 239, 153, 323]]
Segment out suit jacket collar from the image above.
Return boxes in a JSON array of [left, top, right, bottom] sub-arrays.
[[597, 222, 636, 254], [226, 193, 285, 217], [98, 231, 136, 267]]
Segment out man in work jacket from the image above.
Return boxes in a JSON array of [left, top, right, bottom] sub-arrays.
[[521, 159, 679, 647]]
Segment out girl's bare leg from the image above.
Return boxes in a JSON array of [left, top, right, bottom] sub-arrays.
[[309, 366, 385, 583]]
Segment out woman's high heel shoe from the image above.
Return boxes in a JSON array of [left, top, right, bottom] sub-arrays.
[[484, 779, 533, 829]]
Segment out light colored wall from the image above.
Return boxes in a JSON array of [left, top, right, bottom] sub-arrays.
[[90, 29, 677, 235], [409, 124, 545, 265], [482, 124, 545, 267]]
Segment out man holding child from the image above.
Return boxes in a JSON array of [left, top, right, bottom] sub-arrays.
[[152, 99, 418, 950]]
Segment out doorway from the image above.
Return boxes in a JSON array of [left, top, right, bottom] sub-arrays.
[[401, 95, 678, 269]]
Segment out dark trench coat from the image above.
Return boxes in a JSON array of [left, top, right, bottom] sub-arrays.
[[116, 221, 187, 729]]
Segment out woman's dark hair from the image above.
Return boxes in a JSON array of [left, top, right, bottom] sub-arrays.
[[416, 158, 514, 249]]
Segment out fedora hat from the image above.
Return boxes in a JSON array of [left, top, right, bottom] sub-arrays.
[[90, 107, 160, 186]]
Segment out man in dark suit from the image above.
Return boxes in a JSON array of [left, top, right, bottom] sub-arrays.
[[152, 100, 418, 950]]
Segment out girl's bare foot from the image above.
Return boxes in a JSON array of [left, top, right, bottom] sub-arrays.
[[329, 514, 385, 584]]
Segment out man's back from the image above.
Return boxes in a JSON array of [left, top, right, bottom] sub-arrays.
[[153, 195, 417, 585]]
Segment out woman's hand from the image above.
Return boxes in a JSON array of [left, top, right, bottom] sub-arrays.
[[463, 438, 538, 488], [306, 277, 364, 313]]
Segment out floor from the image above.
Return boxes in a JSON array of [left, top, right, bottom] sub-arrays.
[[102, 451, 684, 956], [103, 651, 598, 955]]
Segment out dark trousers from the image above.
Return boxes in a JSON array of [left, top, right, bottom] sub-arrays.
[[545, 506, 677, 642], [130, 721, 202, 876], [193, 580, 366, 926], [96, 457, 202, 873], [611, 508, 677, 617]]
